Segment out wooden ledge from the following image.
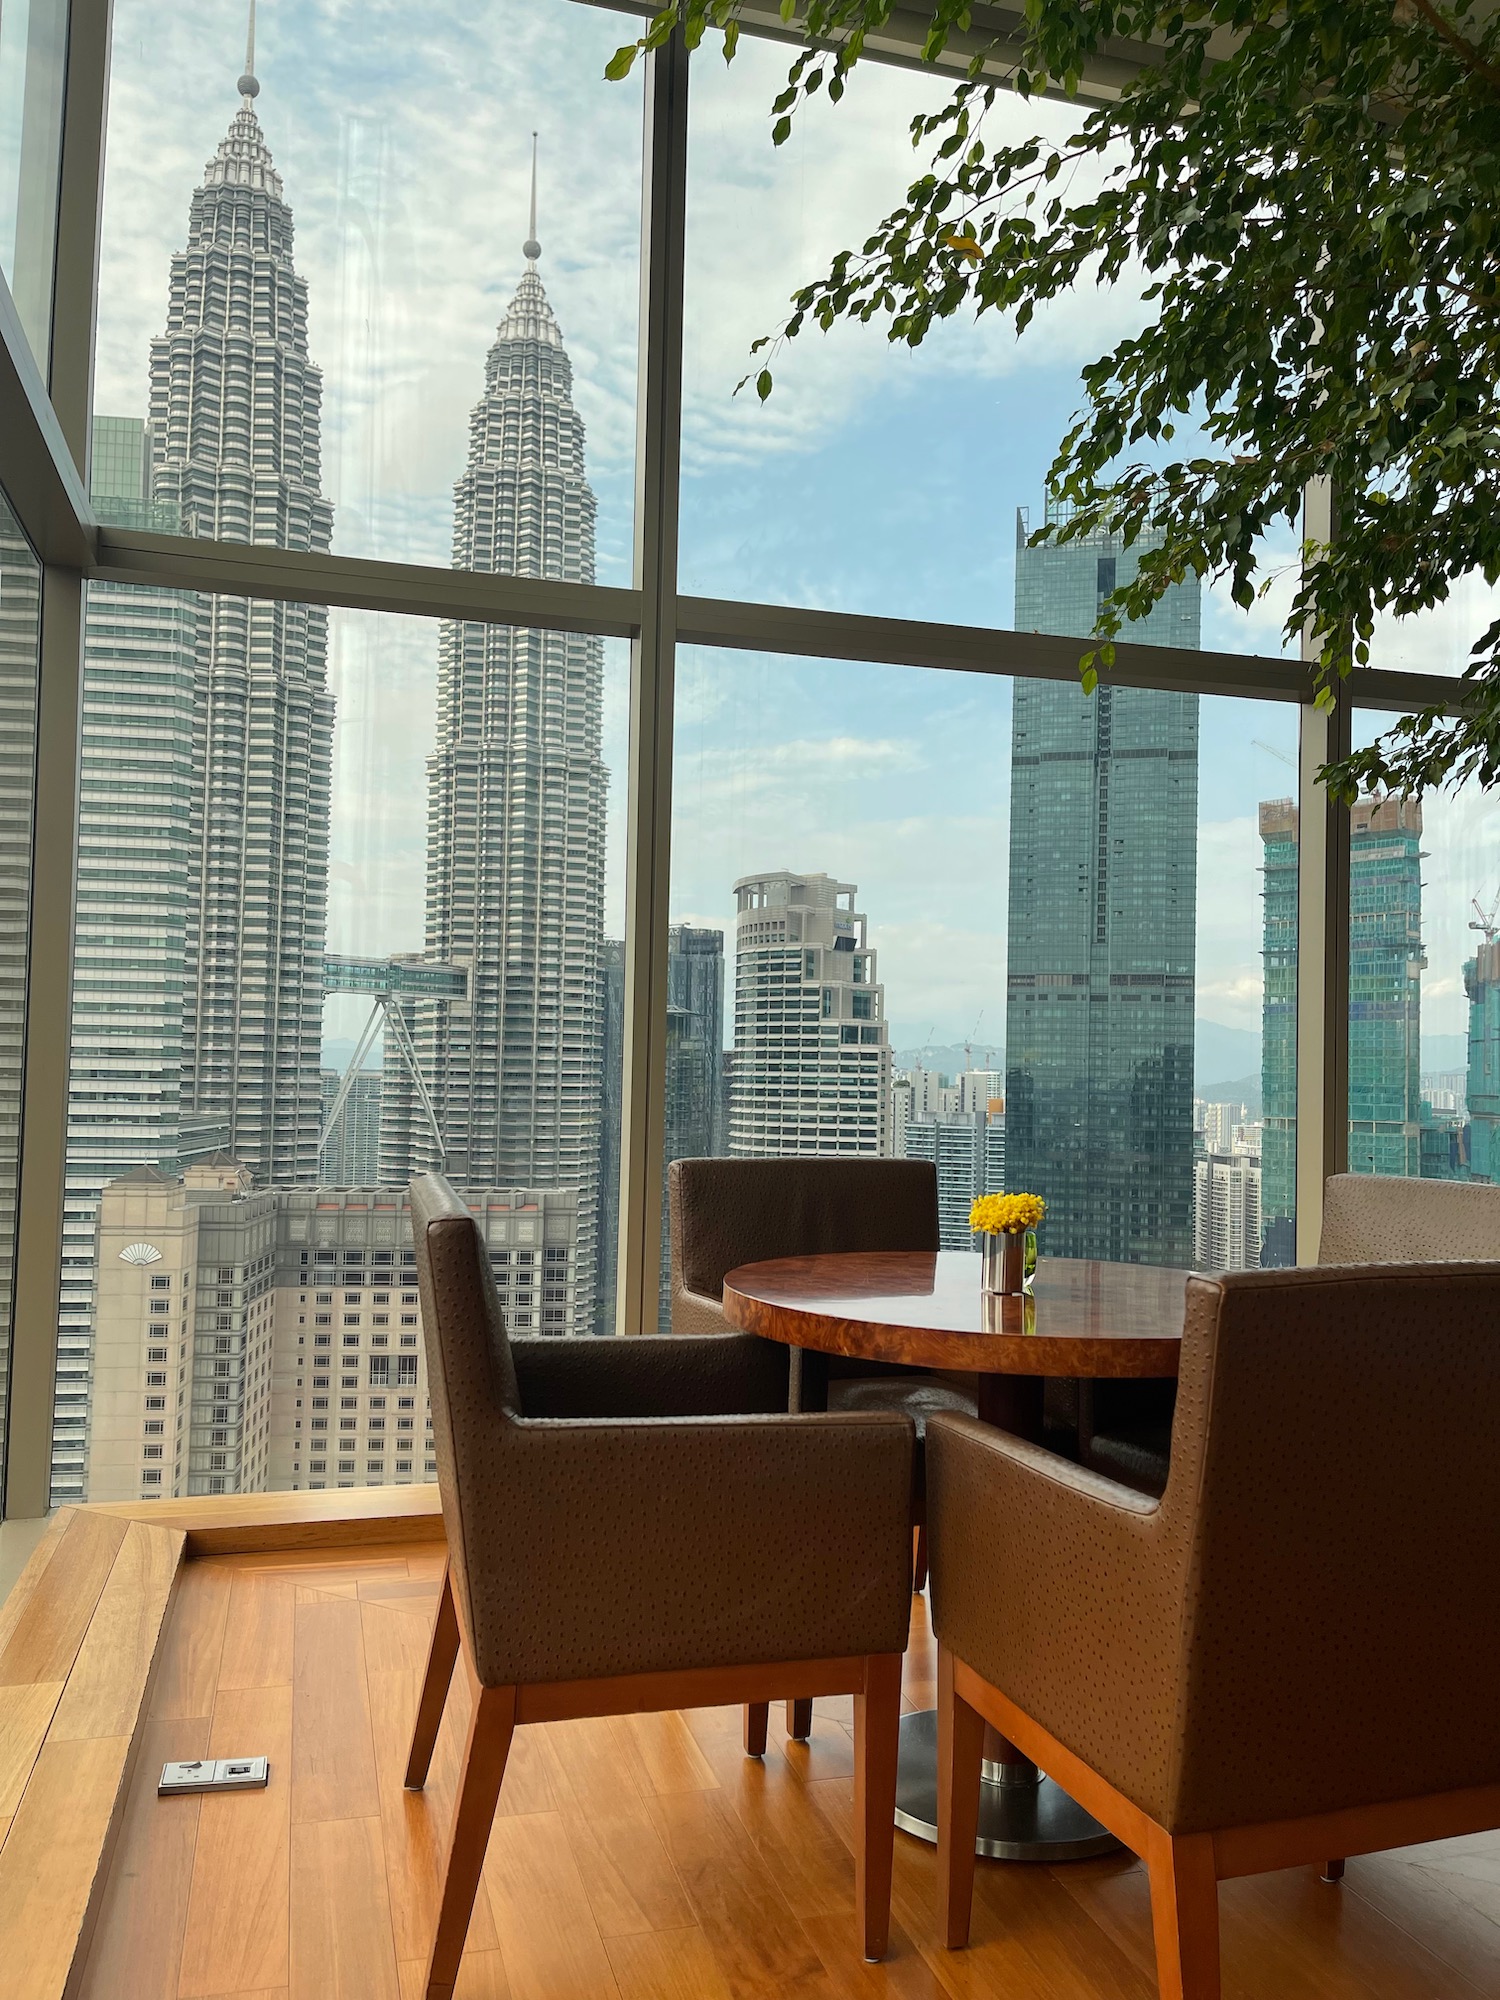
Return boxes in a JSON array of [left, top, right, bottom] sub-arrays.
[[0, 1488, 445, 1999]]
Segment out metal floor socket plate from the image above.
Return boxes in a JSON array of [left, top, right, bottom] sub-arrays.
[[159, 1757, 270, 1796]]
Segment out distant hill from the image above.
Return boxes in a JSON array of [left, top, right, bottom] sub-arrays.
[[1197, 1073, 1262, 1118]]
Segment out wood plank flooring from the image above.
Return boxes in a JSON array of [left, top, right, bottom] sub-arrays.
[[77, 1546, 1500, 2000]]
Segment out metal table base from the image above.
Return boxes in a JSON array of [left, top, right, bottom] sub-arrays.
[[892, 1709, 1120, 1861]]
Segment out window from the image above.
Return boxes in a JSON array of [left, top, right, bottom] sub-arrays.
[[368, 1355, 389, 1387], [397, 1355, 418, 1387]]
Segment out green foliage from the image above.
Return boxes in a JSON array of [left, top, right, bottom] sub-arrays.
[[607, 2, 1500, 801]]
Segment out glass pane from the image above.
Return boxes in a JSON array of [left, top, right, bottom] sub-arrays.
[[94, 0, 640, 572], [0, 487, 39, 1514], [1372, 570, 1500, 678], [1342, 710, 1496, 1187], [681, 35, 1297, 666], [662, 639, 1296, 1319], [0, 0, 67, 363], [61, 423, 626, 1504]]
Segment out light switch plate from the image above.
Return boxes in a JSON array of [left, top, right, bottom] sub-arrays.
[[159, 1756, 270, 1796]]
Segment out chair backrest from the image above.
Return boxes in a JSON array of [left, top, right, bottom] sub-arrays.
[[1163, 1261, 1500, 1831], [409, 1171, 521, 1656], [668, 1156, 940, 1308], [1320, 1172, 1500, 1263]]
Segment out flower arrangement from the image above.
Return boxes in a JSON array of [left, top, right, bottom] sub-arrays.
[[970, 1192, 1046, 1236]]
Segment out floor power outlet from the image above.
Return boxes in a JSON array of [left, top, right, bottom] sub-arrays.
[[159, 1757, 270, 1796]]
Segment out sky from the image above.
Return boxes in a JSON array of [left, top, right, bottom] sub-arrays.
[[93, 0, 1497, 1068]]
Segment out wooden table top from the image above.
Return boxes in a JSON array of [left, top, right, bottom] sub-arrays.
[[722, 1250, 1187, 1378]]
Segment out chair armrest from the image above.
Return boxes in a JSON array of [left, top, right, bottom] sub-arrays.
[[668, 1285, 731, 1334], [462, 1411, 914, 1689], [925, 1412, 1185, 1824], [511, 1332, 789, 1418]]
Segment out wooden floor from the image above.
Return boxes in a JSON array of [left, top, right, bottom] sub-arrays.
[[79, 1545, 1500, 2000]]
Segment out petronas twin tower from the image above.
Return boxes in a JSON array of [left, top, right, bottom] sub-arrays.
[[144, 54, 606, 1319]]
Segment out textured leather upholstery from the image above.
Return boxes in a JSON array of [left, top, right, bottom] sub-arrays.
[[666, 1156, 978, 1520], [1320, 1171, 1500, 1262], [928, 1262, 1500, 1833], [412, 1172, 916, 1690]]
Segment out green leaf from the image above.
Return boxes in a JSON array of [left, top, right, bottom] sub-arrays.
[[604, 45, 638, 81], [756, 368, 774, 402]]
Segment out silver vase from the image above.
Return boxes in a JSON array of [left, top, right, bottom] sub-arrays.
[[981, 1230, 1026, 1295]]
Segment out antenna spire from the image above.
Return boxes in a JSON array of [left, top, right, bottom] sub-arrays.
[[238, 0, 260, 100], [523, 132, 541, 264]]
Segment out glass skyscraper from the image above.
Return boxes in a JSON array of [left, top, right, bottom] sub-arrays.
[[1005, 507, 1201, 1265], [1260, 795, 1425, 1254]]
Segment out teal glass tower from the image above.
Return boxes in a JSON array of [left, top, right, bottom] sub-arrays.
[[1005, 507, 1200, 1265], [1258, 798, 1298, 1263], [1260, 795, 1426, 1259]]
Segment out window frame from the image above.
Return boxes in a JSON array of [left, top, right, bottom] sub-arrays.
[[0, 4, 1463, 1517]]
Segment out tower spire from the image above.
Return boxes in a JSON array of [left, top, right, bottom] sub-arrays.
[[238, 0, 260, 100], [523, 132, 540, 264]]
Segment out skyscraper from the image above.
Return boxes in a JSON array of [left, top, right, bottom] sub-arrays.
[[1005, 507, 1201, 1265], [1260, 794, 1425, 1252], [379, 182, 607, 1336], [53, 417, 204, 1504], [320, 1068, 382, 1185], [151, 53, 335, 1188], [1258, 797, 1298, 1262], [729, 873, 890, 1157], [1466, 928, 1500, 1182], [659, 925, 726, 1327]]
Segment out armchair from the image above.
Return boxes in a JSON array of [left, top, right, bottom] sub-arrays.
[[404, 1173, 915, 1997], [929, 1262, 1500, 2000]]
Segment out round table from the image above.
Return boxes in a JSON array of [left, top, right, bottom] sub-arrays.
[[722, 1248, 1187, 1863]]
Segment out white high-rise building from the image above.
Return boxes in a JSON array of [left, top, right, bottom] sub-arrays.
[[1192, 1152, 1263, 1271], [152, 57, 335, 1190], [729, 873, 890, 1157], [379, 193, 606, 1336]]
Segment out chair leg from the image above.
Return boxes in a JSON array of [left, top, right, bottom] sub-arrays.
[[1321, 1858, 1346, 1883], [743, 1702, 769, 1757], [423, 1683, 517, 2000], [936, 1645, 985, 1949], [787, 1697, 813, 1740], [406, 1561, 461, 1790], [912, 1524, 928, 1593], [853, 1652, 903, 1963], [1147, 1831, 1220, 2000]]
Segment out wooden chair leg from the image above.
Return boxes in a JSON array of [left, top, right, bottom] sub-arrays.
[[743, 1702, 769, 1757], [1321, 1857, 1346, 1883], [937, 1645, 985, 1949], [424, 1683, 517, 2000], [1147, 1831, 1220, 2000], [912, 1524, 928, 1593], [787, 1697, 813, 1739], [406, 1561, 461, 1790], [853, 1652, 904, 1963]]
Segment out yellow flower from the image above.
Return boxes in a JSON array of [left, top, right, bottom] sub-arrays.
[[969, 1191, 1046, 1235]]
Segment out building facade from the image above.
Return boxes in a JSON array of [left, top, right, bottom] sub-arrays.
[[729, 873, 890, 1158], [1261, 795, 1426, 1254], [52, 418, 209, 1503], [1005, 507, 1200, 1265], [151, 63, 335, 1190], [86, 1164, 578, 1502], [1192, 1151, 1263, 1272], [320, 1068, 382, 1186], [1467, 933, 1500, 1182], [379, 217, 606, 1339], [659, 926, 726, 1328]]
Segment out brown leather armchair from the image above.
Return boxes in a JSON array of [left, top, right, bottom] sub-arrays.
[[668, 1155, 979, 1616], [404, 1173, 914, 1996], [1084, 1172, 1500, 1497], [928, 1263, 1500, 2000]]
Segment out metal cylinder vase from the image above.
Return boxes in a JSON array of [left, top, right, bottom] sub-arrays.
[[981, 1230, 1026, 1295]]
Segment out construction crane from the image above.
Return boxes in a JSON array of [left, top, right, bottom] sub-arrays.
[[1253, 738, 1296, 770], [1470, 889, 1500, 946]]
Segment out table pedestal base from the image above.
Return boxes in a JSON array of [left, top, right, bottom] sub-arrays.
[[892, 1709, 1120, 1861]]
